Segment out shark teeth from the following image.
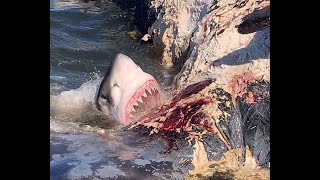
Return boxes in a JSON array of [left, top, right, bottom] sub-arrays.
[[133, 102, 139, 107], [137, 97, 143, 104], [152, 87, 158, 93], [142, 91, 147, 97], [147, 88, 152, 94], [146, 89, 152, 96], [128, 105, 136, 113]]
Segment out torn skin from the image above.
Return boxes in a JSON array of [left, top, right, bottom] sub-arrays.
[[129, 79, 232, 153], [95, 54, 231, 153], [229, 72, 256, 108]]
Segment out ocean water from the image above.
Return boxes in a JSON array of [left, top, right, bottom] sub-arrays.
[[50, 0, 176, 126], [50, 1, 185, 179]]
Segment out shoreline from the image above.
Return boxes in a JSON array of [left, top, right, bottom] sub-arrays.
[[65, 0, 270, 179]]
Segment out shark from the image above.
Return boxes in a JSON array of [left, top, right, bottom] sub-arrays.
[[95, 53, 162, 125]]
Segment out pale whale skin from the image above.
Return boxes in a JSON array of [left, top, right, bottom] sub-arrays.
[[95, 53, 161, 125]]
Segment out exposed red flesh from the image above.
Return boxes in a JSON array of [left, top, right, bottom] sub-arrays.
[[129, 80, 227, 152], [172, 79, 212, 103]]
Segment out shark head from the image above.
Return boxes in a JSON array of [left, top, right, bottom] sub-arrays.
[[95, 53, 162, 125]]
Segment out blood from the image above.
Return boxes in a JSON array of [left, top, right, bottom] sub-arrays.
[[132, 80, 220, 152], [172, 79, 212, 102]]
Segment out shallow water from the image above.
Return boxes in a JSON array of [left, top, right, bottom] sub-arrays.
[[50, 0, 187, 179], [50, 0, 176, 123]]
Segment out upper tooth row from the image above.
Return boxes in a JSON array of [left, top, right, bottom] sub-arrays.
[[141, 87, 157, 98], [148, 87, 157, 94], [137, 96, 143, 103], [128, 87, 158, 115], [142, 91, 147, 97]]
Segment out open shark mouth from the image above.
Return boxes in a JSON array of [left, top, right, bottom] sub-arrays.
[[95, 53, 162, 125], [125, 79, 161, 124]]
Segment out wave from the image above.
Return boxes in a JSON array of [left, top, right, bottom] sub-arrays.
[[50, 74, 103, 121]]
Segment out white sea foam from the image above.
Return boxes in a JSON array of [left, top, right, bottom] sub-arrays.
[[50, 74, 103, 121]]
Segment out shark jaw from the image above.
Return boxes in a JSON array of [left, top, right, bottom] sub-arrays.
[[95, 53, 162, 125]]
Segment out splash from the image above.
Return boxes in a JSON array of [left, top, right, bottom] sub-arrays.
[[50, 74, 103, 122]]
